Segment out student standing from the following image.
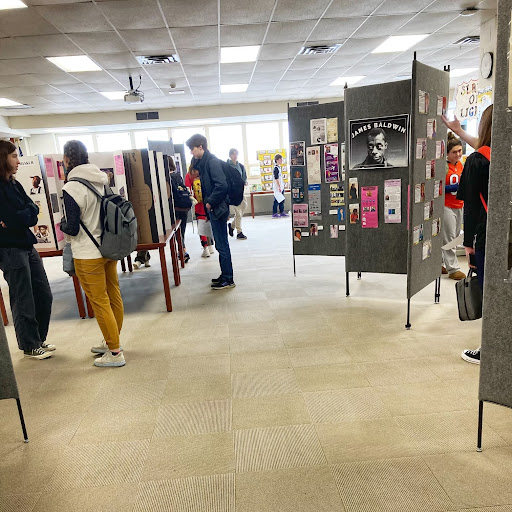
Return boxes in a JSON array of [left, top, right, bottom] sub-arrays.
[[272, 154, 288, 218], [0, 141, 54, 360], [226, 148, 248, 239], [60, 140, 125, 367]]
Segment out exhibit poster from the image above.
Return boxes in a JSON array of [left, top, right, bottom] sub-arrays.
[[291, 167, 304, 203], [324, 143, 339, 183], [424, 200, 434, 221], [349, 204, 359, 224], [434, 179, 440, 199], [257, 149, 288, 189], [419, 90, 430, 114], [437, 95, 447, 116], [338, 207, 345, 222], [435, 140, 445, 159], [310, 118, 327, 145], [422, 239, 432, 260], [349, 114, 409, 170], [327, 117, 338, 143], [310, 223, 319, 236], [361, 186, 378, 228], [416, 138, 427, 159], [413, 224, 424, 245], [414, 183, 426, 203], [426, 159, 435, 180], [432, 217, 441, 236], [330, 225, 339, 238], [293, 204, 308, 228], [427, 119, 437, 139], [306, 146, 321, 184], [294, 228, 302, 242], [329, 183, 344, 207], [308, 184, 322, 220], [384, 178, 401, 224], [290, 141, 305, 166], [348, 177, 359, 201]]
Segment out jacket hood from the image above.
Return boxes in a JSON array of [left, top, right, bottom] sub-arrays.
[[67, 164, 109, 185]]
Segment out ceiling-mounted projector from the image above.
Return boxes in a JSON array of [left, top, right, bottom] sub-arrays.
[[124, 76, 144, 103]]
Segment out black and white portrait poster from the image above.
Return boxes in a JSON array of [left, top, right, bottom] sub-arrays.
[[349, 114, 409, 170], [290, 141, 305, 166], [310, 118, 327, 145]]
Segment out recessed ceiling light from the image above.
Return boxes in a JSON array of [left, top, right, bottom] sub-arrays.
[[221, 84, 248, 93], [450, 67, 478, 77], [0, 0, 27, 9], [0, 98, 23, 107], [168, 90, 186, 95], [220, 46, 260, 64], [372, 34, 429, 53], [100, 91, 126, 100], [330, 76, 365, 86], [47, 55, 101, 73]]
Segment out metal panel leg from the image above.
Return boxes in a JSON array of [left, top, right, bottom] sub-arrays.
[[477, 400, 483, 452], [346, 272, 350, 297], [16, 398, 28, 443], [405, 299, 411, 329]]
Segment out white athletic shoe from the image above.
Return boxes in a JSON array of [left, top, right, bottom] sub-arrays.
[[208, 245, 215, 254], [94, 350, 126, 367], [41, 342, 56, 351], [91, 339, 123, 354], [202, 247, 210, 258], [133, 261, 142, 270]]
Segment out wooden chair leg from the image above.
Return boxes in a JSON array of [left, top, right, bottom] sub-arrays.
[[0, 288, 8, 326]]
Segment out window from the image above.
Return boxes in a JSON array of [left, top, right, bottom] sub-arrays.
[[282, 121, 289, 149], [134, 129, 169, 149], [96, 132, 131, 152], [208, 124, 244, 163], [57, 134, 95, 154], [245, 122, 280, 164], [171, 127, 206, 167]]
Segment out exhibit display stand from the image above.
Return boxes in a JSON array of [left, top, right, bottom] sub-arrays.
[[477, 0, 512, 450], [288, 102, 346, 272], [344, 59, 449, 327], [0, 322, 28, 442]]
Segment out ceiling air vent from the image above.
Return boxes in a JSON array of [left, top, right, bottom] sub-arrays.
[[298, 44, 342, 56], [136, 111, 159, 121], [136, 54, 180, 65], [453, 36, 480, 46]]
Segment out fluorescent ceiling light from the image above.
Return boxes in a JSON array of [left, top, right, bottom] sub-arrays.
[[178, 119, 221, 125], [330, 76, 365, 86], [221, 46, 260, 63], [47, 55, 101, 73], [168, 90, 185, 95], [100, 91, 126, 100], [450, 67, 478, 77], [221, 84, 248, 93], [0, 0, 27, 9], [372, 34, 429, 53], [0, 98, 23, 107]]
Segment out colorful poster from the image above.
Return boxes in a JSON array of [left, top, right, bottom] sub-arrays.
[[424, 200, 434, 221], [427, 119, 437, 139], [419, 90, 430, 114], [422, 239, 432, 260], [434, 179, 440, 199], [416, 138, 427, 159], [291, 167, 304, 203], [338, 207, 345, 222], [348, 114, 409, 170], [456, 80, 478, 120], [293, 204, 308, 228], [330, 225, 339, 238], [349, 204, 359, 224], [415, 183, 425, 203], [324, 143, 339, 183], [257, 149, 288, 189], [437, 95, 447, 116], [327, 117, 338, 143], [340, 143, 346, 181], [413, 224, 424, 245], [384, 178, 401, 224], [306, 146, 321, 184], [361, 186, 378, 228], [432, 217, 441, 236], [426, 159, 435, 180], [329, 183, 344, 207], [290, 141, 305, 166], [436, 140, 445, 159], [293, 228, 302, 242], [310, 223, 319, 236], [310, 118, 327, 145], [308, 184, 322, 220], [348, 177, 359, 201]]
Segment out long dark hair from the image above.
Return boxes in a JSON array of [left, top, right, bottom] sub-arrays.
[[478, 104, 493, 149], [63, 140, 89, 173], [0, 140, 17, 182]]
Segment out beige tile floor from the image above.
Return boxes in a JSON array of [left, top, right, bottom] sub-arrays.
[[1, 215, 512, 512]]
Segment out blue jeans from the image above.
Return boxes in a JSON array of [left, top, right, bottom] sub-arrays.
[[273, 198, 284, 215], [475, 249, 485, 291], [210, 216, 233, 282]]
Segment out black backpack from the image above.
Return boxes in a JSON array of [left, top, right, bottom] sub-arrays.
[[220, 160, 245, 206], [170, 172, 192, 209]]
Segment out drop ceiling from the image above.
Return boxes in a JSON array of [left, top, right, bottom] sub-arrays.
[[0, 0, 497, 118]]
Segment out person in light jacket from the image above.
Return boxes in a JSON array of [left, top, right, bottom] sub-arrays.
[[60, 140, 125, 367]]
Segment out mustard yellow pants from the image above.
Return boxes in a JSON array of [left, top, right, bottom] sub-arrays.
[[74, 258, 123, 351]]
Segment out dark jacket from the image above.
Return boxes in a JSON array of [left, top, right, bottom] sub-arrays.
[[196, 150, 229, 221], [0, 178, 39, 248], [227, 159, 247, 183], [457, 150, 489, 252]]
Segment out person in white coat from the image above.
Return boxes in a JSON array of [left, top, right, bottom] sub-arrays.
[[60, 140, 125, 367], [272, 154, 288, 218]]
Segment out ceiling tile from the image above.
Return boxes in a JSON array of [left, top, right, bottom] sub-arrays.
[[160, 0, 218, 28], [153, 77, 190, 88], [0, 38, 41, 60], [251, 71, 280, 84], [288, 55, 332, 71], [220, 62, 255, 75], [332, 37, 387, 57], [1, 57, 59, 75], [265, 20, 317, 44], [89, 52, 140, 69], [172, 26, 218, 49], [436, 13, 483, 34], [67, 32, 128, 54], [273, 0, 332, 21], [352, 14, 415, 38], [142, 65, 185, 81], [258, 42, 303, 60], [107, 67, 144, 83], [0, 9, 60, 37], [179, 48, 218, 65], [90, 81, 126, 92], [37, 72, 81, 85], [375, 0, 436, 15], [424, 0, 484, 13], [181, 63, 219, 77], [398, 12, 459, 34], [220, 73, 252, 84], [53, 83, 99, 94], [97, 0, 166, 30], [325, 0, 384, 18], [220, 24, 267, 47], [13, 35, 83, 58], [255, 59, 293, 72], [0, 85, 61, 96], [4, 95, 54, 106], [309, 18, 366, 42], [35, 3, 112, 33], [118, 29, 175, 53], [0, 74, 46, 87], [220, 0, 274, 26], [411, 33, 461, 52], [69, 70, 119, 84]]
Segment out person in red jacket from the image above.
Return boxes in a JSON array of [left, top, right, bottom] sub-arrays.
[[441, 132, 466, 280]]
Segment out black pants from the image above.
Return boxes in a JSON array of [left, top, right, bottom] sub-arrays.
[[0, 247, 53, 351], [175, 210, 188, 250]]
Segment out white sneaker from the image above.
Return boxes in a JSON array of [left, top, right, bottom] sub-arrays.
[[24, 347, 52, 360], [91, 339, 123, 354], [94, 350, 126, 367], [133, 261, 142, 270], [41, 342, 56, 351], [144, 261, 151, 267], [202, 247, 210, 258], [208, 245, 215, 254]]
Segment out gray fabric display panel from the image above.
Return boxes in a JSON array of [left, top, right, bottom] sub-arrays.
[[0, 322, 19, 401], [479, 0, 512, 409], [344, 80, 411, 274], [288, 102, 346, 256], [407, 61, 449, 299]]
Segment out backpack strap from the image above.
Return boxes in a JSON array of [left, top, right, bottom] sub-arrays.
[[480, 192, 488, 213], [68, 177, 102, 248]]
